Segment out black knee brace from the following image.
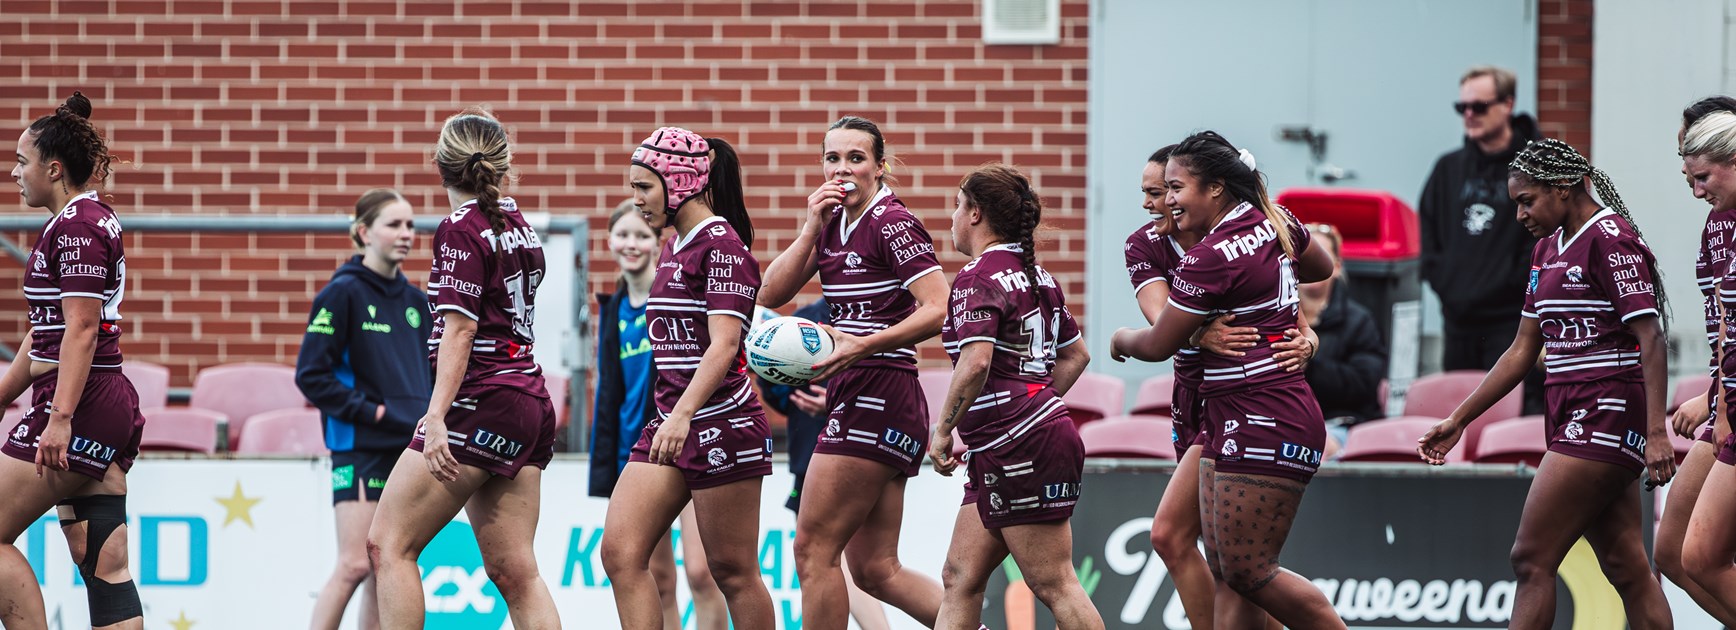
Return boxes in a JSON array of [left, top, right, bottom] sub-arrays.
[[58, 494, 143, 626]]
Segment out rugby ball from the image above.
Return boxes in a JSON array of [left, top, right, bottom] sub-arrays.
[[745, 316, 835, 386]]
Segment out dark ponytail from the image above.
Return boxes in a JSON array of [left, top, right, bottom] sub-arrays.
[[960, 163, 1045, 290], [704, 137, 753, 247], [28, 91, 112, 189]]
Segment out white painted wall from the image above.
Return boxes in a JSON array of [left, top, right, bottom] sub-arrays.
[[1591, 0, 1728, 376]]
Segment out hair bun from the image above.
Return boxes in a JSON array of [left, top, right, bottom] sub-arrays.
[[1237, 148, 1257, 171], [60, 91, 92, 119]]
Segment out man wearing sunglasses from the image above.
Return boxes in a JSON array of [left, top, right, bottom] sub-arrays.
[[1419, 65, 1545, 415]]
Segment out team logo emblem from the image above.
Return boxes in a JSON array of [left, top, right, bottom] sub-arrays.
[[845, 252, 862, 268], [698, 427, 721, 445], [800, 324, 823, 355], [1528, 267, 1539, 293], [31, 252, 45, 272], [988, 492, 1004, 510], [1564, 421, 1584, 440], [1571, 409, 1588, 422], [710, 225, 728, 237], [11, 423, 27, 440], [1566, 266, 1583, 284], [872, 204, 886, 218], [1221, 439, 1239, 456], [826, 418, 840, 436], [1463, 204, 1496, 235], [406, 307, 422, 328], [707, 447, 727, 467], [982, 473, 998, 486], [1599, 219, 1621, 237], [1223, 419, 1239, 434]]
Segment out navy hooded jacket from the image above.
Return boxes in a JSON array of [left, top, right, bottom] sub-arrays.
[[295, 256, 433, 452]]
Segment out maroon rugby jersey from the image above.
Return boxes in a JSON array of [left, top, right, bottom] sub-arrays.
[[1700, 209, 1736, 393], [941, 245, 1082, 449], [648, 216, 764, 420], [1123, 222, 1204, 384], [427, 197, 548, 398], [817, 186, 943, 370], [24, 191, 126, 368], [1167, 203, 1312, 396], [1521, 209, 1661, 385]]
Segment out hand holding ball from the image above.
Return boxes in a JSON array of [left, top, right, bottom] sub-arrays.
[[745, 316, 836, 386]]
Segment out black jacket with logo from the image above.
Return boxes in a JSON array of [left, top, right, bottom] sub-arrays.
[[295, 256, 433, 452], [1419, 113, 1542, 325]]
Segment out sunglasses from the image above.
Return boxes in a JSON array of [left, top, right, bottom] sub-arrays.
[[1453, 99, 1503, 116]]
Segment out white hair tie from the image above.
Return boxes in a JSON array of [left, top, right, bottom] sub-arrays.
[[1237, 148, 1257, 171]]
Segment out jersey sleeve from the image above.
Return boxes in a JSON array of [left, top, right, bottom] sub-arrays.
[[52, 220, 116, 299], [703, 239, 759, 321], [878, 212, 943, 289], [1055, 297, 1082, 349], [948, 271, 1004, 347], [1124, 228, 1167, 293], [428, 221, 488, 321], [1521, 240, 1545, 319], [1597, 235, 1662, 323], [1166, 251, 1230, 316]]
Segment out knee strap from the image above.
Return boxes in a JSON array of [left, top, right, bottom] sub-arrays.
[[57, 494, 142, 626]]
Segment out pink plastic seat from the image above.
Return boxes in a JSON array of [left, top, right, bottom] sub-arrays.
[[236, 408, 328, 455], [918, 369, 952, 425], [190, 362, 306, 448], [139, 407, 223, 453], [1080, 416, 1175, 459], [1472, 415, 1549, 467], [1338, 416, 1455, 463], [1670, 373, 1714, 414], [1404, 370, 1523, 456], [1061, 373, 1126, 427], [123, 360, 171, 410], [1130, 375, 1175, 416], [545, 372, 569, 429]]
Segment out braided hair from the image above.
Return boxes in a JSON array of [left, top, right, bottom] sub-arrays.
[[27, 91, 113, 190], [960, 163, 1051, 335], [1511, 138, 1670, 330], [435, 109, 514, 256]]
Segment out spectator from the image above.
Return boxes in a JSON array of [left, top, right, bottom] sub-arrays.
[[1419, 65, 1543, 413], [1301, 224, 1389, 458]]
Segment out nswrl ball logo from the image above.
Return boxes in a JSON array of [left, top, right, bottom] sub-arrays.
[[419, 521, 508, 629]]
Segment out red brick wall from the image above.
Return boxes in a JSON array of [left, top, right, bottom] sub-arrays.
[[1537, 0, 1593, 155], [0, 0, 1091, 387]]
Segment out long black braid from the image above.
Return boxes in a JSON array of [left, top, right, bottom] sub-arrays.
[[1511, 138, 1670, 330]]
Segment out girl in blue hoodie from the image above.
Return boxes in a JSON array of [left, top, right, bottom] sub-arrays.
[[296, 188, 433, 630]]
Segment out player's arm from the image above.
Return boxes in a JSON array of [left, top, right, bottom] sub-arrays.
[[761, 182, 851, 308], [1418, 317, 1541, 464], [1050, 336, 1090, 397], [928, 340, 992, 476], [1631, 314, 1675, 487], [648, 313, 744, 463], [37, 297, 101, 473], [419, 311, 475, 481], [1135, 280, 1167, 326], [812, 270, 947, 381]]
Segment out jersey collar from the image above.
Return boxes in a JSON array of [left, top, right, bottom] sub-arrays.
[[675, 216, 729, 253], [839, 184, 895, 242], [1557, 207, 1616, 252]]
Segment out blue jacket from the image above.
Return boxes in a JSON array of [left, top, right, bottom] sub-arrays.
[[295, 256, 433, 452], [589, 284, 656, 497]]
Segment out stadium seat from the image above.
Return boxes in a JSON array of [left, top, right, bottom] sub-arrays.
[[546, 372, 569, 429], [1080, 416, 1175, 459], [1670, 373, 1714, 414], [1472, 415, 1548, 467], [236, 408, 328, 455], [1062, 373, 1126, 427], [123, 360, 171, 410], [918, 369, 952, 425], [1130, 374, 1175, 416], [1338, 416, 1452, 463], [139, 407, 224, 454], [1403, 370, 1523, 456], [190, 362, 306, 448]]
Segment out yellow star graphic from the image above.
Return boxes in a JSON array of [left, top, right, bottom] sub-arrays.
[[168, 610, 195, 630], [214, 480, 262, 528]]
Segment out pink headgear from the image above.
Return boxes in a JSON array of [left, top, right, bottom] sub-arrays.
[[631, 127, 711, 216]]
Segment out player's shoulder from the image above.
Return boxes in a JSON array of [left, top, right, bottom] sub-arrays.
[[1587, 212, 1644, 248], [869, 194, 922, 229]]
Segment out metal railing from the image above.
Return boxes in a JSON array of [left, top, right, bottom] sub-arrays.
[[0, 213, 594, 450]]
